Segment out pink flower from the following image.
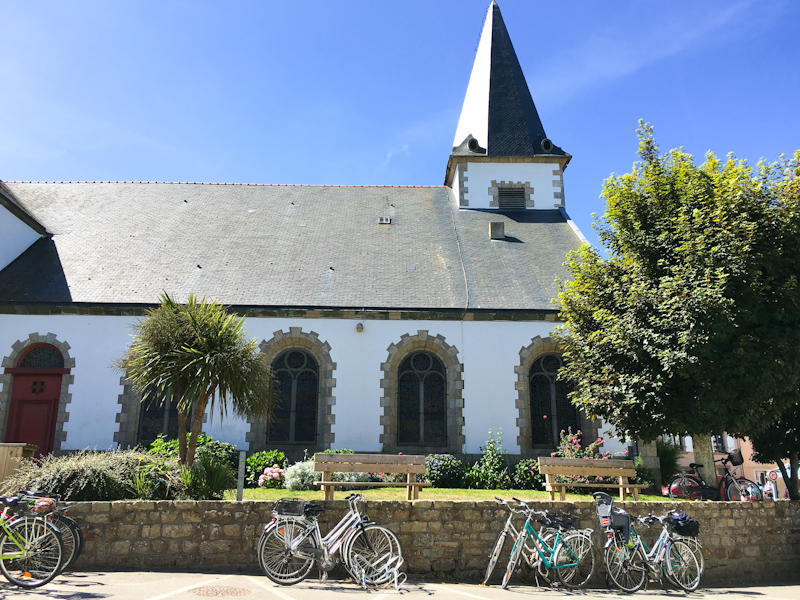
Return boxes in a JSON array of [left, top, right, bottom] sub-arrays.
[[561, 429, 565, 434], [597, 438, 604, 443], [543, 415, 547, 419], [551, 452, 556, 457]]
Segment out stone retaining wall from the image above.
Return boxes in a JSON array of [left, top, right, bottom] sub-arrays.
[[66, 499, 800, 585]]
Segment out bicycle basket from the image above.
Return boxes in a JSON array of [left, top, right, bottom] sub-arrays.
[[274, 498, 305, 517], [31, 498, 56, 515], [670, 517, 700, 537], [728, 449, 744, 466]]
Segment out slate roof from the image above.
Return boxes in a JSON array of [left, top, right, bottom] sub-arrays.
[[0, 182, 583, 312]]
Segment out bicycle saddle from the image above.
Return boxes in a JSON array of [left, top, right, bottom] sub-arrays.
[[304, 504, 325, 517], [689, 462, 703, 469], [0, 497, 21, 507]]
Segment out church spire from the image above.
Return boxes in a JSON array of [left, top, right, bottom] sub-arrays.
[[446, 3, 570, 210], [450, 2, 566, 161]]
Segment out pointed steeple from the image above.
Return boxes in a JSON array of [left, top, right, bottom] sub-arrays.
[[450, 2, 567, 163]]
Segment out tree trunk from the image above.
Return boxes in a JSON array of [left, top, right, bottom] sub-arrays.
[[691, 434, 717, 492], [779, 451, 800, 501], [186, 393, 210, 466], [177, 410, 188, 466]]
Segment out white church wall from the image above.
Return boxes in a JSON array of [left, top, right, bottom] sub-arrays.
[[460, 161, 564, 210], [1, 312, 567, 455], [0, 205, 41, 271], [0, 314, 135, 450]]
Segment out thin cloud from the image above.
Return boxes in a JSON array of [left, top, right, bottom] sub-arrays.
[[529, 0, 774, 105]]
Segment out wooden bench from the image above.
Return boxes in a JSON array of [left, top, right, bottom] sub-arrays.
[[538, 457, 648, 501], [313, 453, 431, 501]]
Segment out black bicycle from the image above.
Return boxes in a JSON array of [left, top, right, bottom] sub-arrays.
[[667, 449, 762, 501]]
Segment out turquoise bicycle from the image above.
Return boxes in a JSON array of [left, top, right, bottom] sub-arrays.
[[594, 492, 701, 592], [501, 498, 595, 589]]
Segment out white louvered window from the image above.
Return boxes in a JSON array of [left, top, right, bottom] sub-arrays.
[[498, 187, 526, 210]]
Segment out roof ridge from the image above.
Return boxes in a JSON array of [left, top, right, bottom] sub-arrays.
[[0, 181, 443, 188]]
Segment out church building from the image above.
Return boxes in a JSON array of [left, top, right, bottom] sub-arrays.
[[0, 3, 611, 462]]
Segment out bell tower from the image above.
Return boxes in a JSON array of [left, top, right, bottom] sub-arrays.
[[445, 2, 571, 211]]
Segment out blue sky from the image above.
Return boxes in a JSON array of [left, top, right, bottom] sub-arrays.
[[2, 0, 798, 247]]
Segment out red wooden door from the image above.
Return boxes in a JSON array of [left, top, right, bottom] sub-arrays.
[[6, 374, 61, 457]]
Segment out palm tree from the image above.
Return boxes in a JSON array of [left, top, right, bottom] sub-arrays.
[[118, 293, 277, 466]]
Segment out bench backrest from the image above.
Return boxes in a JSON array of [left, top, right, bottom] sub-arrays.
[[313, 453, 426, 474], [537, 457, 636, 477]]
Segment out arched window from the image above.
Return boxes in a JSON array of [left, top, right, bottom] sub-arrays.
[[268, 350, 318, 443], [398, 352, 446, 446], [137, 389, 180, 447], [529, 353, 578, 446], [18, 346, 64, 369]]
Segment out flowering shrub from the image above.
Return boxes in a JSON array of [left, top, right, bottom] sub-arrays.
[[258, 464, 285, 488], [285, 460, 320, 491], [552, 428, 612, 487], [424, 454, 466, 488], [466, 430, 512, 490], [245, 450, 286, 487], [512, 458, 544, 490]]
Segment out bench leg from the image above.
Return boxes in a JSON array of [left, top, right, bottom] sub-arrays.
[[618, 476, 626, 502], [407, 473, 414, 501], [545, 474, 555, 501], [322, 471, 332, 501], [631, 486, 639, 501]]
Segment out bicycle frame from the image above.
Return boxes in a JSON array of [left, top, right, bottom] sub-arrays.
[[288, 503, 364, 561], [509, 510, 578, 571]]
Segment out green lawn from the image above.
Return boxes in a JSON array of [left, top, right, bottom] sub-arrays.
[[224, 487, 667, 502]]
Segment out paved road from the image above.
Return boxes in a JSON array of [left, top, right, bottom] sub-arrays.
[[1, 572, 796, 600]]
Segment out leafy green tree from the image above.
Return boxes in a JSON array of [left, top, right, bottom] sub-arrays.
[[750, 401, 800, 501], [557, 123, 800, 482], [118, 293, 278, 466]]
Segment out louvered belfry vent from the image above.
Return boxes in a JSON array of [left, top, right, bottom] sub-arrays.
[[498, 188, 526, 210]]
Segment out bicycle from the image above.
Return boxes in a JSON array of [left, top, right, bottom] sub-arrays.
[[501, 498, 595, 590], [483, 497, 557, 586], [0, 495, 65, 588], [257, 493, 404, 589], [667, 448, 762, 501], [16, 490, 84, 573], [594, 492, 701, 592]]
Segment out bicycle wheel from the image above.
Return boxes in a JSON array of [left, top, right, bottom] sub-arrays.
[[553, 531, 596, 589], [725, 477, 763, 501], [49, 513, 82, 572], [501, 528, 528, 589], [675, 536, 704, 576], [257, 520, 316, 585], [482, 530, 508, 584], [0, 517, 64, 588], [604, 539, 646, 593], [665, 539, 701, 591], [668, 475, 703, 501]]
